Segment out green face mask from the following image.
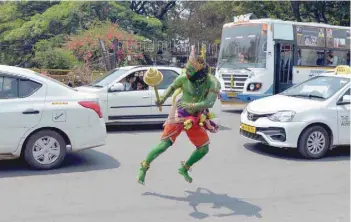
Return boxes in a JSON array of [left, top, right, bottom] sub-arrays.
[[186, 65, 208, 83]]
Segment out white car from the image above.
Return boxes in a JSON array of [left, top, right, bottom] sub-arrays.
[[76, 66, 222, 125], [240, 71, 350, 159], [0, 65, 107, 169]]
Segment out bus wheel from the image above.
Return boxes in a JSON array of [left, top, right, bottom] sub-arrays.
[[297, 125, 330, 159]]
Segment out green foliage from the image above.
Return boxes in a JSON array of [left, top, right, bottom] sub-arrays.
[[107, 2, 163, 39], [0, 1, 162, 68], [0, 3, 21, 23], [34, 34, 67, 52], [33, 48, 79, 69], [32, 34, 79, 69], [2, 2, 85, 42]]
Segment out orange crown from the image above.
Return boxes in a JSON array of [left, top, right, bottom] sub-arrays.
[[186, 56, 205, 72]]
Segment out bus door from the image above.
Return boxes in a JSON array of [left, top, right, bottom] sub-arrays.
[[274, 42, 294, 93]]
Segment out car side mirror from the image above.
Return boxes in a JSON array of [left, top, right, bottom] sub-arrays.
[[109, 83, 124, 92], [337, 94, 351, 105]]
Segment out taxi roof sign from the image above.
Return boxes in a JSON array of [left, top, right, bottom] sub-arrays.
[[335, 65, 351, 75]]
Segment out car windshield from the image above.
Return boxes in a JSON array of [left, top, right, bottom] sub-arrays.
[[218, 23, 267, 69], [281, 76, 350, 100], [89, 69, 129, 87]]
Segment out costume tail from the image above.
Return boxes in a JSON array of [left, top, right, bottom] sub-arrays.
[[164, 88, 183, 126], [172, 88, 182, 105]]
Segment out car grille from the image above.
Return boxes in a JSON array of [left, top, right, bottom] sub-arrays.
[[247, 112, 271, 121], [221, 73, 249, 92], [240, 129, 268, 144]]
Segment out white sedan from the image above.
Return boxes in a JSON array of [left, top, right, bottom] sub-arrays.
[[0, 65, 107, 169], [76, 66, 222, 125], [240, 72, 350, 159]]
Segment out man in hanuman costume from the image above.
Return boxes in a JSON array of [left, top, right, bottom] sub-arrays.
[[137, 45, 221, 185]]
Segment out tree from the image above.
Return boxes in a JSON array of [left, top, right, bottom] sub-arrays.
[[0, 1, 164, 67], [129, 1, 176, 20], [65, 21, 145, 69]]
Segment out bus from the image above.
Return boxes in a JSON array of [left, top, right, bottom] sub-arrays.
[[215, 13, 350, 105]]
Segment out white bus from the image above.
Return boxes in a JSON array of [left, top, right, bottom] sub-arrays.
[[215, 13, 350, 104]]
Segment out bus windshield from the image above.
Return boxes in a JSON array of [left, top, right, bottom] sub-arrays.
[[219, 23, 267, 68]]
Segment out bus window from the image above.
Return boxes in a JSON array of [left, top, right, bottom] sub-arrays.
[[296, 26, 326, 47], [326, 28, 350, 50], [298, 49, 326, 66], [326, 50, 351, 66]]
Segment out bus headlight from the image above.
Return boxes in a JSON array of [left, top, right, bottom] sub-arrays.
[[247, 83, 262, 91], [268, 111, 296, 122]]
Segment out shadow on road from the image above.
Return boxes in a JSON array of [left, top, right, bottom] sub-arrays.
[[0, 149, 120, 178], [143, 187, 262, 219], [244, 143, 350, 161], [107, 124, 232, 134]]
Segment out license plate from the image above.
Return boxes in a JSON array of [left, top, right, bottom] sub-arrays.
[[240, 123, 256, 134], [227, 92, 237, 97]]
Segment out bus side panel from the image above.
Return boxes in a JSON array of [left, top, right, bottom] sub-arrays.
[[293, 66, 335, 84]]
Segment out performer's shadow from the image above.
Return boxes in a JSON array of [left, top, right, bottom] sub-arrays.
[[143, 187, 262, 219]]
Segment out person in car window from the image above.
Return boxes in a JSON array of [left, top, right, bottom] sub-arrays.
[[124, 76, 135, 91], [136, 81, 144, 90]]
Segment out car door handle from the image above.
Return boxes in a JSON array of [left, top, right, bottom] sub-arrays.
[[22, 109, 40, 114], [142, 96, 150, 98]]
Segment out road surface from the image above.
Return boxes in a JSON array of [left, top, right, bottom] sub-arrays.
[[0, 107, 349, 222]]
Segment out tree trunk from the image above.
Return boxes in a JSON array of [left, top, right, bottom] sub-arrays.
[[290, 1, 302, 22], [320, 2, 328, 24]]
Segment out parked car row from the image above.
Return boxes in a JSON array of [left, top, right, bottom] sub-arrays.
[[0, 65, 221, 169], [0, 64, 349, 170]]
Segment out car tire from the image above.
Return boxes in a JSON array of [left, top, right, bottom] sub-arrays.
[[297, 125, 330, 159], [23, 130, 67, 170]]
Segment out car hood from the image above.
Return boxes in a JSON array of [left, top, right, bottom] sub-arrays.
[[247, 95, 324, 114]]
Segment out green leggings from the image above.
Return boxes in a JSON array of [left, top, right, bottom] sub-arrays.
[[144, 139, 209, 167]]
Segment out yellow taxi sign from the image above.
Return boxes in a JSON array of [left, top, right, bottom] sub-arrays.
[[335, 65, 351, 75]]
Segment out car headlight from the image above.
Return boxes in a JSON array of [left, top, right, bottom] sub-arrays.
[[268, 111, 296, 122]]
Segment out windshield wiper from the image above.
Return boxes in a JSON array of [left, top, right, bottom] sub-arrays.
[[217, 61, 225, 72], [217, 54, 237, 71], [287, 94, 325, 99]]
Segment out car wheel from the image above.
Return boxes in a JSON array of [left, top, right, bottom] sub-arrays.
[[23, 130, 67, 170], [298, 125, 330, 159]]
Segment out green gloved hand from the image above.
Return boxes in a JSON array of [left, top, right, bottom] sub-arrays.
[[155, 96, 165, 106]]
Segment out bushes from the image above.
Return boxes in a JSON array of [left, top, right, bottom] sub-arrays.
[[33, 48, 79, 69]]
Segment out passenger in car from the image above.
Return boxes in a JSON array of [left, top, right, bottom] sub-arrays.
[[124, 75, 135, 91], [136, 81, 145, 90]]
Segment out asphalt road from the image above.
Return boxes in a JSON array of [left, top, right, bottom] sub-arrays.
[[0, 107, 349, 222]]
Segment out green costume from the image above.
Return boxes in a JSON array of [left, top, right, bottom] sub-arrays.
[[137, 53, 221, 185]]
